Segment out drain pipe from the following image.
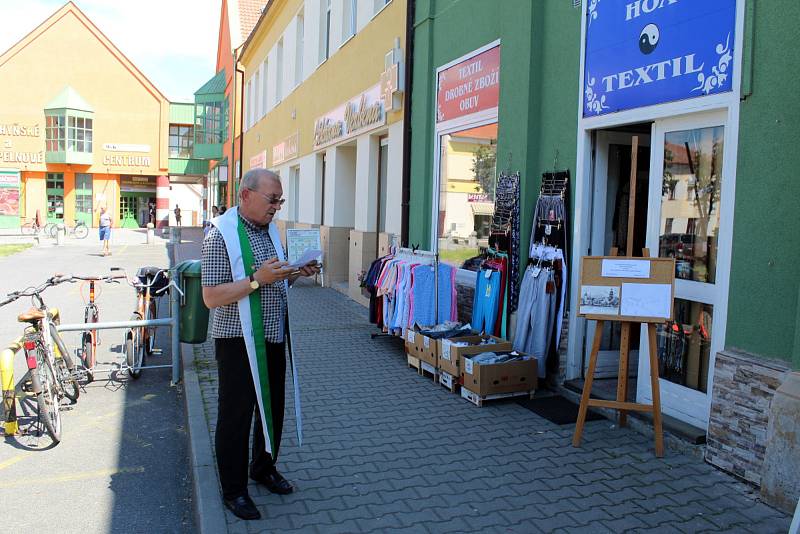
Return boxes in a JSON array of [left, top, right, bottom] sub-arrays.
[[399, 0, 415, 247]]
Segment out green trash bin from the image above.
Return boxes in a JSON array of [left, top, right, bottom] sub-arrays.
[[175, 260, 210, 343]]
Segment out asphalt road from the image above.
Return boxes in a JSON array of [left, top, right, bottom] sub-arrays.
[[0, 231, 193, 533]]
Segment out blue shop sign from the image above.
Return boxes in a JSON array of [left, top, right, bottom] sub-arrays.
[[583, 0, 736, 117]]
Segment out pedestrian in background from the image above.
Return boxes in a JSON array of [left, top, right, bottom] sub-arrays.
[[98, 206, 112, 256], [201, 168, 319, 520], [174, 204, 182, 226], [212, 205, 219, 218]]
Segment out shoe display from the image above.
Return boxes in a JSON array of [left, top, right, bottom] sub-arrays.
[[222, 494, 261, 520], [253, 470, 294, 495]]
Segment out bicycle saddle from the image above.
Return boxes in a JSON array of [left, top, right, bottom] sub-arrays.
[[136, 266, 166, 278], [18, 307, 45, 323]]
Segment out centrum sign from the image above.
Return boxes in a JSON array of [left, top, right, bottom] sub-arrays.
[[313, 84, 385, 150], [436, 45, 500, 123], [583, 0, 736, 116]]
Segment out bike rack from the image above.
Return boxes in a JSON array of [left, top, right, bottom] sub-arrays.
[[56, 267, 183, 385]]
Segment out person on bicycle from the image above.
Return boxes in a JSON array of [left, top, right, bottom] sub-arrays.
[[201, 169, 319, 520], [98, 206, 112, 256]]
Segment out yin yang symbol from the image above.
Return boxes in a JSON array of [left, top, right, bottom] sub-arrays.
[[639, 23, 660, 54]]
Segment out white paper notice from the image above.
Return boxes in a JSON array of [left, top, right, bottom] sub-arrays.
[[601, 259, 651, 279], [621, 283, 672, 318], [288, 249, 322, 270], [464, 357, 474, 375], [441, 340, 452, 361]]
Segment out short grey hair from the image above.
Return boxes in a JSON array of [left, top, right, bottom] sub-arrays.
[[240, 168, 280, 196]]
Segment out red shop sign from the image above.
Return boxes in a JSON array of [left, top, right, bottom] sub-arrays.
[[436, 45, 500, 123]]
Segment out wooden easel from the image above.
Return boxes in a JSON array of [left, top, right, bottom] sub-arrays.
[[572, 136, 668, 458]]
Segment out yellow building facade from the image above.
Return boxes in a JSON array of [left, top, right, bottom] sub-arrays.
[[0, 3, 175, 230], [240, 0, 406, 302]]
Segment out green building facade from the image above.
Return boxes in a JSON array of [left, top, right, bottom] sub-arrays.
[[407, 0, 798, 497]]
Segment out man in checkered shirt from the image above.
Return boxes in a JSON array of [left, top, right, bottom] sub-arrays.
[[201, 169, 319, 520]]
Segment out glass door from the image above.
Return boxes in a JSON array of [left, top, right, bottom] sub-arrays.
[[46, 172, 64, 223], [638, 111, 730, 429], [74, 173, 92, 226]]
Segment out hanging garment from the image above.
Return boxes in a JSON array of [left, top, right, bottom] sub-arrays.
[[513, 265, 556, 378], [472, 269, 502, 335]]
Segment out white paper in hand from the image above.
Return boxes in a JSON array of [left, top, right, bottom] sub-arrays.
[[288, 249, 322, 269]]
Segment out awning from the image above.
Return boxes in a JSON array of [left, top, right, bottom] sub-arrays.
[[470, 202, 494, 216]]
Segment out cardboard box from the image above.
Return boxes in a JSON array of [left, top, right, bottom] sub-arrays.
[[404, 329, 420, 356], [461, 355, 537, 396], [438, 335, 513, 378], [416, 333, 438, 367]]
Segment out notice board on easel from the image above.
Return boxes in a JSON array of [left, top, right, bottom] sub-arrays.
[[578, 256, 675, 324]]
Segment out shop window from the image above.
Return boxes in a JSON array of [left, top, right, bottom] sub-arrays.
[[659, 126, 724, 283], [169, 125, 194, 158], [656, 299, 713, 393], [46, 173, 64, 190], [437, 122, 498, 269]]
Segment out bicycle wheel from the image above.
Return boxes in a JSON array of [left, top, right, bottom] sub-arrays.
[[32, 358, 62, 443], [126, 317, 145, 379], [145, 300, 157, 355], [74, 223, 88, 239], [47, 223, 58, 239], [81, 332, 95, 383], [49, 324, 79, 402]]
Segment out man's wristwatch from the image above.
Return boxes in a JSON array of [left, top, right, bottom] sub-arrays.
[[249, 274, 260, 290]]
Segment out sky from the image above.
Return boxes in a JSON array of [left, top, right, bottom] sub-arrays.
[[0, 0, 220, 102]]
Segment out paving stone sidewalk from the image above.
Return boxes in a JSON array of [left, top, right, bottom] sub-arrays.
[[176, 233, 790, 533]]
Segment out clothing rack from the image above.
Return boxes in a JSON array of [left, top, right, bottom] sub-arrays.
[[370, 246, 440, 340]]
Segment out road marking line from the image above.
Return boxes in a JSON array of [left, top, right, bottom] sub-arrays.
[[0, 466, 145, 488], [0, 456, 24, 470]]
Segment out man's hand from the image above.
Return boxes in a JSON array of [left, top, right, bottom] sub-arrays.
[[297, 260, 321, 277], [255, 258, 293, 285]]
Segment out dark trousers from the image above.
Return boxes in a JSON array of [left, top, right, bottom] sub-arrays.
[[215, 337, 286, 499]]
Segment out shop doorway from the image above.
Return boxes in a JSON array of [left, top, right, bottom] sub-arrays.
[[581, 126, 651, 400], [572, 111, 731, 429]]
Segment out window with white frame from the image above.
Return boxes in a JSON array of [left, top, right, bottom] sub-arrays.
[[254, 68, 262, 121], [319, 0, 331, 63], [245, 79, 251, 129], [373, 0, 390, 16], [276, 38, 284, 103], [295, 10, 304, 86], [262, 57, 269, 116], [343, 0, 357, 41]]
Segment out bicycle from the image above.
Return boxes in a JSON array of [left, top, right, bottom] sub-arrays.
[[70, 271, 125, 383], [123, 266, 170, 379], [49, 219, 89, 239], [21, 218, 56, 237], [0, 275, 79, 443]]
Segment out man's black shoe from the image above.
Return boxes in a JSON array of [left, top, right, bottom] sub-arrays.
[[253, 470, 294, 495], [223, 494, 261, 520]]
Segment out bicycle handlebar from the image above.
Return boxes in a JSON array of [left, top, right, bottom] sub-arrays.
[[0, 274, 71, 307]]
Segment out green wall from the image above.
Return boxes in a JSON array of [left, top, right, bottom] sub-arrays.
[[726, 0, 800, 368], [408, 0, 581, 265]]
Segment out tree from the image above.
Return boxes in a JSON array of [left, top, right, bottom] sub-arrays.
[[471, 144, 497, 200]]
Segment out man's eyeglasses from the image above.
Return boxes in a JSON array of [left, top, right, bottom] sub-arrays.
[[247, 189, 286, 206]]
